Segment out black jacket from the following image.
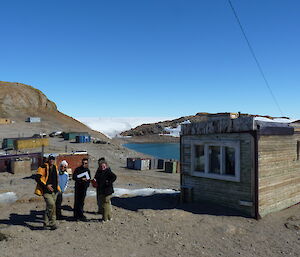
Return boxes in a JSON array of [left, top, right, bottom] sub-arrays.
[[72, 166, 91, 189], [94, 167, 117, 196]]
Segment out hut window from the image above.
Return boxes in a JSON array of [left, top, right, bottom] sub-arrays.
[[224, 146, 235, 175], [191, 140, 240, 182], [208, 146, 221, 174], [194, 145, 205, 172]]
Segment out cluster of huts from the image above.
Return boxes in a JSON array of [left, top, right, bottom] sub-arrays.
[[0, 128, 92, 174], [0, 151, 89, 175], [126, 157, 180, 173]]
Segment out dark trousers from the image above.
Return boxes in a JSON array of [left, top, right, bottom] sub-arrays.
[[56, 192, 63, 217], [73, 184, 87, 218]]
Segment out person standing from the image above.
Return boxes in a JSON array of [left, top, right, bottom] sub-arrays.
[[35, 155, 61, 230], [94, 157, 105, 214], [56, 160, 69, 220], [72, 158, 91, 221], [94, 161, 117, 221]]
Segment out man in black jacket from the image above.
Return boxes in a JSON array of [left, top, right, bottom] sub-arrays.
[[72, 158, 91, 221]]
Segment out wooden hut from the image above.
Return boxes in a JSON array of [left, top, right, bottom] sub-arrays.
[[0, 152, 43, 173], [180, 113, 300, 218]]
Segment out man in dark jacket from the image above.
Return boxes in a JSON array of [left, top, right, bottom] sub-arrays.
[[94, 161, 117, 221], [72, 158, 91, 221]]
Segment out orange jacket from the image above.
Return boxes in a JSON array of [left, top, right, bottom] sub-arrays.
[[34, 163, 61, 196]]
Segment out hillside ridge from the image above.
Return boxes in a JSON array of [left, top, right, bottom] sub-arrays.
[[0, 81, 108, 140]]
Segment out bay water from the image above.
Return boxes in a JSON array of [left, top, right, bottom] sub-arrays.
[[123, 143, 180, 160]]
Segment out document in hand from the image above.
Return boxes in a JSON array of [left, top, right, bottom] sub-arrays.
[[77, 171, 90, 180]]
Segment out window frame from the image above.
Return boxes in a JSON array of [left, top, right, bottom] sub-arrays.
[[191, 140, 240, 182]]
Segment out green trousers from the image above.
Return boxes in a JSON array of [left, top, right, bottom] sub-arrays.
[[100, 194, 112, 221], [43, 192, 58, 226]]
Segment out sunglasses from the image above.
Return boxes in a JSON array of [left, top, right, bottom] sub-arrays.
[[83, 162, 88, 164]]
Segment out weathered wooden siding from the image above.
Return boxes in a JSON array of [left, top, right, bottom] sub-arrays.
[[258, 134, 300, 217], [181, 133, 255, 216]]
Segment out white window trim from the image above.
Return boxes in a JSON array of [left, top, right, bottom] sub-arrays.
[[191, 140, 240, 182]]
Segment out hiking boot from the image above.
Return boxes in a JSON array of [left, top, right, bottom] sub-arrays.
[[50, 225, 58, 230], [79, 216, 88, 222], [57, 215, 66, 220], [42, 225, 49, 230]]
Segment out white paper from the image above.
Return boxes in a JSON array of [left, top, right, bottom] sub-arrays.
[[77, 171, 90, 180]]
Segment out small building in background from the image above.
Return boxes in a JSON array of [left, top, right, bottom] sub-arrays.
[[0, 118, 12, 124], [0, 152, 43, 173], [2, 138, 18, 149], [14, 138, 49, 150], [134, 158, 150, 170], [53, 152, 89, 175], [180, 113, 300, 218], [63, 132, 90, 141], [75, 135, 91, 143], [26, 117, 41, 123]]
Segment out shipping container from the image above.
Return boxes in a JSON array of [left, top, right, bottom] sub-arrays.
[[75, 135, 91, 143], [164, 161, 177, 173], [14, 138, 49, 150], [176, 161, 181, 173], [26, 117, 41, 123], [157, 159, 165, 169], [150, 158, 158, 169], [126, 158, 138, 169], [2, 138, 16, 149], [64, 132, 90, 141], [134, 158, 150, 170]]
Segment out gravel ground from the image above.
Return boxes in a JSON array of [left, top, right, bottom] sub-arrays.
[[0, 123, 300, 257]]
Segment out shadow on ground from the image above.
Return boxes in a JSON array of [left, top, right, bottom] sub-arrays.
[[0, 194, 248, 230], [0, 210, 45, 230], [112, 193, 248, 217], [0, 204, 76, 230]]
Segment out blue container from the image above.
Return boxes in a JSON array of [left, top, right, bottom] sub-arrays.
[[76, 135, 91, 143], [158, 159, 165, 169]]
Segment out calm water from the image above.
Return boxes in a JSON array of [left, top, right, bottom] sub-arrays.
[[124, 143, 180, 160]]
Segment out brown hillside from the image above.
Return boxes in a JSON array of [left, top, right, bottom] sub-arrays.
[[0, 81, 108, 140]]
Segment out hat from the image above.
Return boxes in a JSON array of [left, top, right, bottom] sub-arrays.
[[98, 157, 105, 162], [60, 160, 68, 167]]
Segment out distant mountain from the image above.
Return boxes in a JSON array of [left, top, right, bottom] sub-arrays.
[[120, 112, 293, 139], [0, 81, 108, 140], [120, 113, 211, 137]]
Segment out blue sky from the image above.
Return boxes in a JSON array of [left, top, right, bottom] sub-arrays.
[[0, 0, 299, 118]]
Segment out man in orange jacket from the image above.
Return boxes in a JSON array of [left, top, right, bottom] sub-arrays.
[[35, 155, 61, 230]]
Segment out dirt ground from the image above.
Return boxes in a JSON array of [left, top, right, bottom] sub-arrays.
[[1, 124, 300, 257]]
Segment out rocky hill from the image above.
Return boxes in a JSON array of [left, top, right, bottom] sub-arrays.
[[0, 81, 108, 140], [120, 113, 211, 137], [120, 112, 292, 142]]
